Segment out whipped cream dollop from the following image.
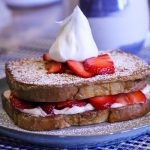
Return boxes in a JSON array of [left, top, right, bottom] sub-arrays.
[[49, 6, 99, 62]]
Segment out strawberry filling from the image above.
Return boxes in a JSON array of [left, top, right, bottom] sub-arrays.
[[40, 104, 55, 115], [10, 93, 34, 109], [56, 100, 87, 109], [9, 90, 146, 116], [42, 53, 115, 78], [89, 95, 116, 110], [9, 94, 88, 115], [89, 91, 146, 110]]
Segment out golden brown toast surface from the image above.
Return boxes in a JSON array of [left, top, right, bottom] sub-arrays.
[[5, 50, 150, 102], [6, 50, 150, 87]]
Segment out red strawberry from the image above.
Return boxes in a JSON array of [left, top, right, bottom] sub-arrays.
[[56, 100, 87, 109], [113, 91, 146, 106], [114, 94, 131, 105], [10, 94, 34, 109], [43, 54, 51, 61], [65, 69, 74, 74], [84, 54, 115, 75], [127, 91, 146, 104], [67, 60, 93, 78], [45, 61, 62, 73], [60, 64, 74, 74], [89, 95, 115, 110], [41, 104, 54, 115]]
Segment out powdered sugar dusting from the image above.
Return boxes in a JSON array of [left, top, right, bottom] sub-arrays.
[[6, 50, 150, 87]]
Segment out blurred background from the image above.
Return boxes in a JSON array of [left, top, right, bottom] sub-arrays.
[[0, 0, 150, 78]]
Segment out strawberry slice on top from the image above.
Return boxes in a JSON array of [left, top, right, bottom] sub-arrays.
[[43, 54, 62, 74], [43, 53, 52, 61], [45, 61, 62, 73], [67, 60, 93, 78], [84, 54, 115, 75]]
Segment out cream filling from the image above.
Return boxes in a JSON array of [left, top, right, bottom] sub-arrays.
[[142, 84, 150, 99], [53, 104, 94, 115], [4, 90, 95, 117], [19, 104, 94, 117], [111, 103, 125, 108], [20, 107, 47, 117], [4, 84, 150, 116]]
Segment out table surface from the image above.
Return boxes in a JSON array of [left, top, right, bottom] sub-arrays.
[[0, 2, 150, 150], [0, 2, 63, 79]]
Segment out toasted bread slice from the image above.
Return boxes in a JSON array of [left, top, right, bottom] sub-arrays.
[[6, 50, 150, 102], [109, 101, 150, 122], [2, 90, 108, 131], [2, 90, 150, 131]]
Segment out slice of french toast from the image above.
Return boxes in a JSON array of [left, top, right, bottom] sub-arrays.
[[2, 91, 109, 131], [2, 90, 150, 131], [5, 50, 150, 102]]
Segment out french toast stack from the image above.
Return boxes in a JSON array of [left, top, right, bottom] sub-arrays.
[[2, 50, 150, 131]]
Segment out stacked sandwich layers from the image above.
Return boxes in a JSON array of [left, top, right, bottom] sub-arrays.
[[2, 6, 150, 131], [2, 50, 150, 131]]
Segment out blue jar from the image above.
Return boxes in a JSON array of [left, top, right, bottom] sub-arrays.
[[64, 0, 149, 54], [80, 0, 149, 54]]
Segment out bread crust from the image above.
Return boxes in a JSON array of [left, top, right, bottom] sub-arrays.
[[6, 68, 147, 102], [109, 100, 150, 122], [2, 92, 109, 131]]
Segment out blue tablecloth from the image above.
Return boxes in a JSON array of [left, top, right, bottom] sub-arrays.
[[1, 134, 150, 149]]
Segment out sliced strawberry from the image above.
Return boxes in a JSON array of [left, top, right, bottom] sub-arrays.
[[127, 91, 146, 104], [43, 53, 51, 61], [10, 94, 34, 109], [67, 60, 93, 78], [84, 54, 115, 75], [89, 95, 115, 110], [45, 61, 62, 73], [113, 91, 146, 106], [41, 104, 54, 115], [60, 64, 74, 74], [59, 64, 68, 73], [65, 69, 74, 74], [114, 94, 131, 105], [56, 100, 87, 109]]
